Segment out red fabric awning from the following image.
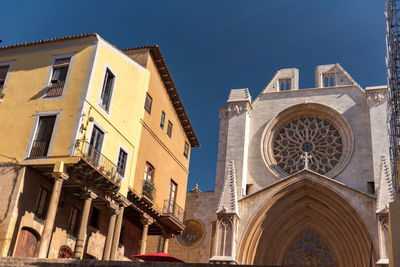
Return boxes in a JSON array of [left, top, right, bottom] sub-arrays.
[[131, 252, 184, 262]]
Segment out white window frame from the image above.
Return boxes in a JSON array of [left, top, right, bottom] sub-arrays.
[[86, 121, 107, 156], [42, 53, 75, 100], [115, 143, 130, 181], [0, 60, 14, 95], [24, 110, 62, 161], [97, 64, 117, 116], [322, 72, 336, 87]]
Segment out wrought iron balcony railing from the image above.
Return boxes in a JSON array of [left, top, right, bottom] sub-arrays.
[[142, 180, 155, 201], [74, 139, 121, 186], [29, 140, 50, 158], [162, 199, 184, 223], [45, 81, 65, 97]]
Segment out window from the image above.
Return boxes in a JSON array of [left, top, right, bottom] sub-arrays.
[[167, 121, 173, 138], [160, 111, 166, 129], [67, 206, 79, 234], [35, 187, 49, 217], [144, 93, 152, 114], [89, 207, 100, 228], [167, 180, 177, 213], [88, 125, 104, 165], [30, 115, 57, 158], [184, 142, 190, 158], [323, 73, 335, 87], [279, 79, 291, 91], [100, 69, 115, 111], [144, 162, 155, 182], [117, 148, 128, 177], [0, 65, 9, 90], [46, 58, 70, 97], [143, 162, 155, 200], [367, 182, 375, 194]]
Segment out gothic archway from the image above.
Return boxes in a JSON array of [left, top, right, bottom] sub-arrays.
[[237, 176, 376, 266]]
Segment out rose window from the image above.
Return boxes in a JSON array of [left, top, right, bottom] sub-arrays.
[[272, 116, 343, 175]]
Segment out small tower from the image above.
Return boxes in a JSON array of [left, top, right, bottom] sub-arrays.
[[210, 160, 239, 264]]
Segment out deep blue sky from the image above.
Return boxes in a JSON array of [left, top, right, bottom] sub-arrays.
[[1, 0, 386, 192]]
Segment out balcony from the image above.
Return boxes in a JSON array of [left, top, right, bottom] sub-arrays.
[[158, 200, 184, 233], [142, 180, 155, 201], [68, 140, 120, 192], [45, 81, 65, 97]]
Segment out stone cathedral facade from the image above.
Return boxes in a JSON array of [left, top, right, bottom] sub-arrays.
[[166, 64, 394, 266]]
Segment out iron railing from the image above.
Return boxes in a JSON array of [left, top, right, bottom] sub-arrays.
[[29, 140, 49, 158], [142, 180, 155, 201], [45, 81, 65, 97], [162, 199, 184, 223], [74, 139, 121, 185]]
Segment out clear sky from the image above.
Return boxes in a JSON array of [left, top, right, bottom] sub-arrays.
[[0, 0, 386, 192]]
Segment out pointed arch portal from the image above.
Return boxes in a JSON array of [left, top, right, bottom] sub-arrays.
[[238, 178, 376, 266]]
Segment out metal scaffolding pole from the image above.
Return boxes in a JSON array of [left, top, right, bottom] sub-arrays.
[[386, 0, 400, 197]]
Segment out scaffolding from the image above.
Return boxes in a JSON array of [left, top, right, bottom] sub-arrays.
[[386, 0, 400, 196]]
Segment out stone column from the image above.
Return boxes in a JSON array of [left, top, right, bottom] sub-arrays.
[[73, 189, 97, 259], [110, 205, 125, 260], [37, 172, 69, 258], [162, 231, 173, 253], [102, 202, 118, 260], [139, 214, 154, 255]]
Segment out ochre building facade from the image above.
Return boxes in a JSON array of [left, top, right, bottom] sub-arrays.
[[167, 65, 393, 266], [0, 34, 198, 260]]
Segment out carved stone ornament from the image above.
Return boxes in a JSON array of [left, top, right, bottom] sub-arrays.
[[261, 103, 354, 178], [227, 102, 250, 115], [368, 90, 386, 102]]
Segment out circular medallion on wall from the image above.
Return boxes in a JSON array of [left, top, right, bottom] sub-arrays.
[[261, 103, 354, 178], [176, 219, 205, 247]]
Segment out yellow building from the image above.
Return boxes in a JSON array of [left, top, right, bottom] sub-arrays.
[[0, 34, 199, 260]]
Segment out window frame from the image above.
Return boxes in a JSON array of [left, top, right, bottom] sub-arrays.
[[0, 61, 13, 98], [144, 93, 153, 114], [116, 146, 129, 179], [89, 206, 100, 229], [323, 73, 335, 87], [25, 110, 61, 160], [144, 162, 155, 182], [279, 79, 291, 91], [183, 142, 190, 158], [35, 187, 49, 218], [67, 206, 80, 235], [99, 68, 116, 112], [160, 111, 166, 129], [42, 53, 74, 100], [167, 120, 173, 138]]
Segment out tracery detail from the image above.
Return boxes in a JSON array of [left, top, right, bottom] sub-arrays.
[[272, 116, 343, 175], [284, 230, 336, 267]]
